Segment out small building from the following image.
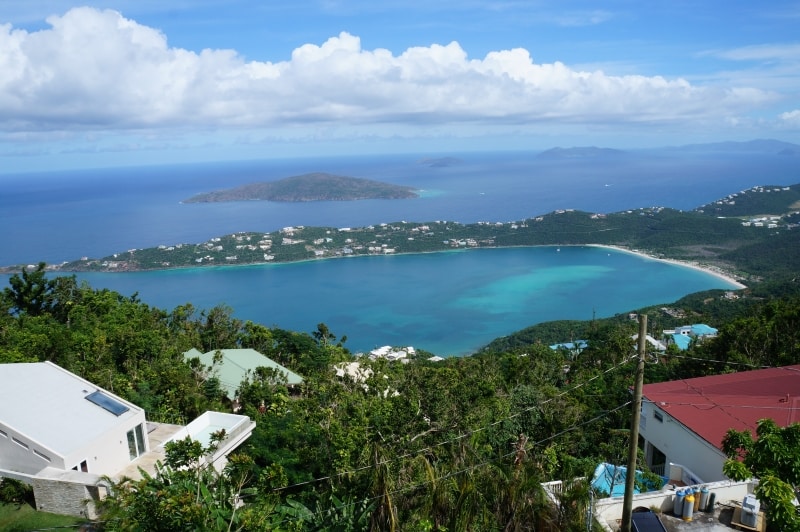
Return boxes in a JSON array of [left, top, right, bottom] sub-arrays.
[[631, 334, 667, 352], [184, 348, 304, 401], [549, 340, 589, 357], [662, 324, 717, 351], [368, 345, 414, 361], [0, 361, 254, 518], [639, 365, 800, 483], [0, 361, 150, 480]]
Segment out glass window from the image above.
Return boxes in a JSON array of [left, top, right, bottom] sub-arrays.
[[127, 429, 138, 460], [127, 424, 147, 460], [135, 424, 146, 455], [86, 390, 129, 416]]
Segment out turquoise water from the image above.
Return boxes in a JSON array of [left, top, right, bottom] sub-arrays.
[[1, 151, 782, 357], [591, 463, 666, 497], [62, 245, 738, 356]]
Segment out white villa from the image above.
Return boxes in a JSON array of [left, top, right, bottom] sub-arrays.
[[0, 361, 255, 518]]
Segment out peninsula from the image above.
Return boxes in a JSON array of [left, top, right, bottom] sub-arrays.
[[182, 172, 418, 203], [36, 183, 799, 287]]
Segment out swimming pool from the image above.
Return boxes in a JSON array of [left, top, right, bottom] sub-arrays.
[[591, 463, 666, 497]]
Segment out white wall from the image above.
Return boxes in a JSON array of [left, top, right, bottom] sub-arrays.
[[0, 422, 67, 473], [1, 412, 147, 478], [639, 401, 727, 483], [61, 414, 148, 476], [593, 479, 757, 530]]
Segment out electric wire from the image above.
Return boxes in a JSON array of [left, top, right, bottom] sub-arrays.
[[267, 353, 638, 494]]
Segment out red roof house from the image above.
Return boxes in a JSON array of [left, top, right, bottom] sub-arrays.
[[638, 365, 800, 483]]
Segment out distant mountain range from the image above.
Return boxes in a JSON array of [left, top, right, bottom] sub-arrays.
[[668, 138, 800, 155], [536, 139, 800, 160]]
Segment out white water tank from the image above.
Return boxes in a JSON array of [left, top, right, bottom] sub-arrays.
[[741, 494, 760, 528]]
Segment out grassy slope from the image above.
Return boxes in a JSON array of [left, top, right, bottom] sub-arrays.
[[0, 502, 88, 531]]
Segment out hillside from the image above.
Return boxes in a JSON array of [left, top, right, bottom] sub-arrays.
[[182, 172, 418, 203], [53, 182, 800, 283], [697, 183, 800, 217]]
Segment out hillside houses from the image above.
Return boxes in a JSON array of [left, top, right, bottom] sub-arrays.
[[663, 323, 718, 351], [549, 323, 718, 356]]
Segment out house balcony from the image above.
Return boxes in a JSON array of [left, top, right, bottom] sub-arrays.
[[116, 411, 255, 480]]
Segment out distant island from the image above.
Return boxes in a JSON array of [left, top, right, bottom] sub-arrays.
[[26, 183, 798, 288], [536, 146, 628, 160], [182, 172, 418, 203], [416, 157, 463, 167]]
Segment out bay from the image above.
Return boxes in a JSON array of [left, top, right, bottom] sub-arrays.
[[1, 149, 788, 356], [67, 246, 739, 356]]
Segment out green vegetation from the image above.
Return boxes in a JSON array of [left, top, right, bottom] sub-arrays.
[[32, 184, 798, 284], [723, 419, 800, 531], [2, 183, 800, 529], [697, 184, 800, 217], [183, 173, 418, 203], [0, 498, 88, 531], [3, 259, 800, 529]]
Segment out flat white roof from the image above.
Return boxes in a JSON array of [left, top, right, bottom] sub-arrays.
[[0, 362, 144, 458]]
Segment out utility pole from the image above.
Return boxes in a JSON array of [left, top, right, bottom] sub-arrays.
[[621, 314, 647, 532]]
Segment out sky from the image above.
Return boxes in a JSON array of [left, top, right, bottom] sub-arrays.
[[1, 1, 800, 172]]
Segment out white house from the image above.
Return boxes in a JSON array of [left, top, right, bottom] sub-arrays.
[[0, 362, 149, 478], [661, 323, 718, 351], [639, 364, 800, 483], [0, 361, 255, 519]]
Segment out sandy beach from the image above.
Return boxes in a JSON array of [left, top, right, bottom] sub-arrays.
[[589, 244, 747, 289]]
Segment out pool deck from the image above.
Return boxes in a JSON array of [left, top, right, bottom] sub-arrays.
[[115, 422, 183, 481]]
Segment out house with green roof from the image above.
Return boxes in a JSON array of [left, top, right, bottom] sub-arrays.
[[184, 348, 304, 401]]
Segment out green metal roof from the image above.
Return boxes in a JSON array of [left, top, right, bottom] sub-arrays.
[[184, 348, 303, 400]]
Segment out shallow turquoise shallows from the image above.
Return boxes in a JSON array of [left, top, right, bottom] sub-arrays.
[[61, 245, 738, 356]]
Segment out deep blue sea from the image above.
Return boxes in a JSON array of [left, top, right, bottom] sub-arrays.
[[2, 149, 797, 355]]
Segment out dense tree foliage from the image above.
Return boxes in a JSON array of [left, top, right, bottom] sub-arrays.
[[2, 265, 800, 530], [722, 419, 800, 531]]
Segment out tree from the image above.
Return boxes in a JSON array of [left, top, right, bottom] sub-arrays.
[[4, 262, 56, 316], [99, 431, 257, 531], [722, 418, 800, 531]]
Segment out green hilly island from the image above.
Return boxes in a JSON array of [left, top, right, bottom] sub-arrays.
[[182, 172, 418, 203], [43, 183, 800, 287]]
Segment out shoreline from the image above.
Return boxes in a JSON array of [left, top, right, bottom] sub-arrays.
[[16, 244, 748, 291], [588, 244, 747, 289]]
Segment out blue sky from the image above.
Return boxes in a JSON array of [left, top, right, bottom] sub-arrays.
[[1, 1, 799, 172]]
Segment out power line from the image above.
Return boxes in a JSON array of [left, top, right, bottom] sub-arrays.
[[267, 400, 634, 527], [268, 354, 638, 494]]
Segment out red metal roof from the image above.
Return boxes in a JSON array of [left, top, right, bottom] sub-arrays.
[[642, 365, 800, 450]]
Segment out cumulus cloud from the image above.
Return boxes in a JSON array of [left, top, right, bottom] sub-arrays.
[[780, 109, 800, 126], [0, 7, 777, 134]]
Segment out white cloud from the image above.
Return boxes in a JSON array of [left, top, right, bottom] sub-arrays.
[[779, 109, 800, 126], [552, 10, 614, 27], [0, 7, 779, 135], [704, 43, 800, 62]]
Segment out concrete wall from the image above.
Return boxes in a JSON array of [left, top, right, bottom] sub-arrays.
[[639, 401, 727, 482], [593, 478, 757, 531], [2, 467, 105, 519]]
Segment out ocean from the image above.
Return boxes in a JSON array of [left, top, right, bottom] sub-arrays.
[[2, 149, 796, 355]]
